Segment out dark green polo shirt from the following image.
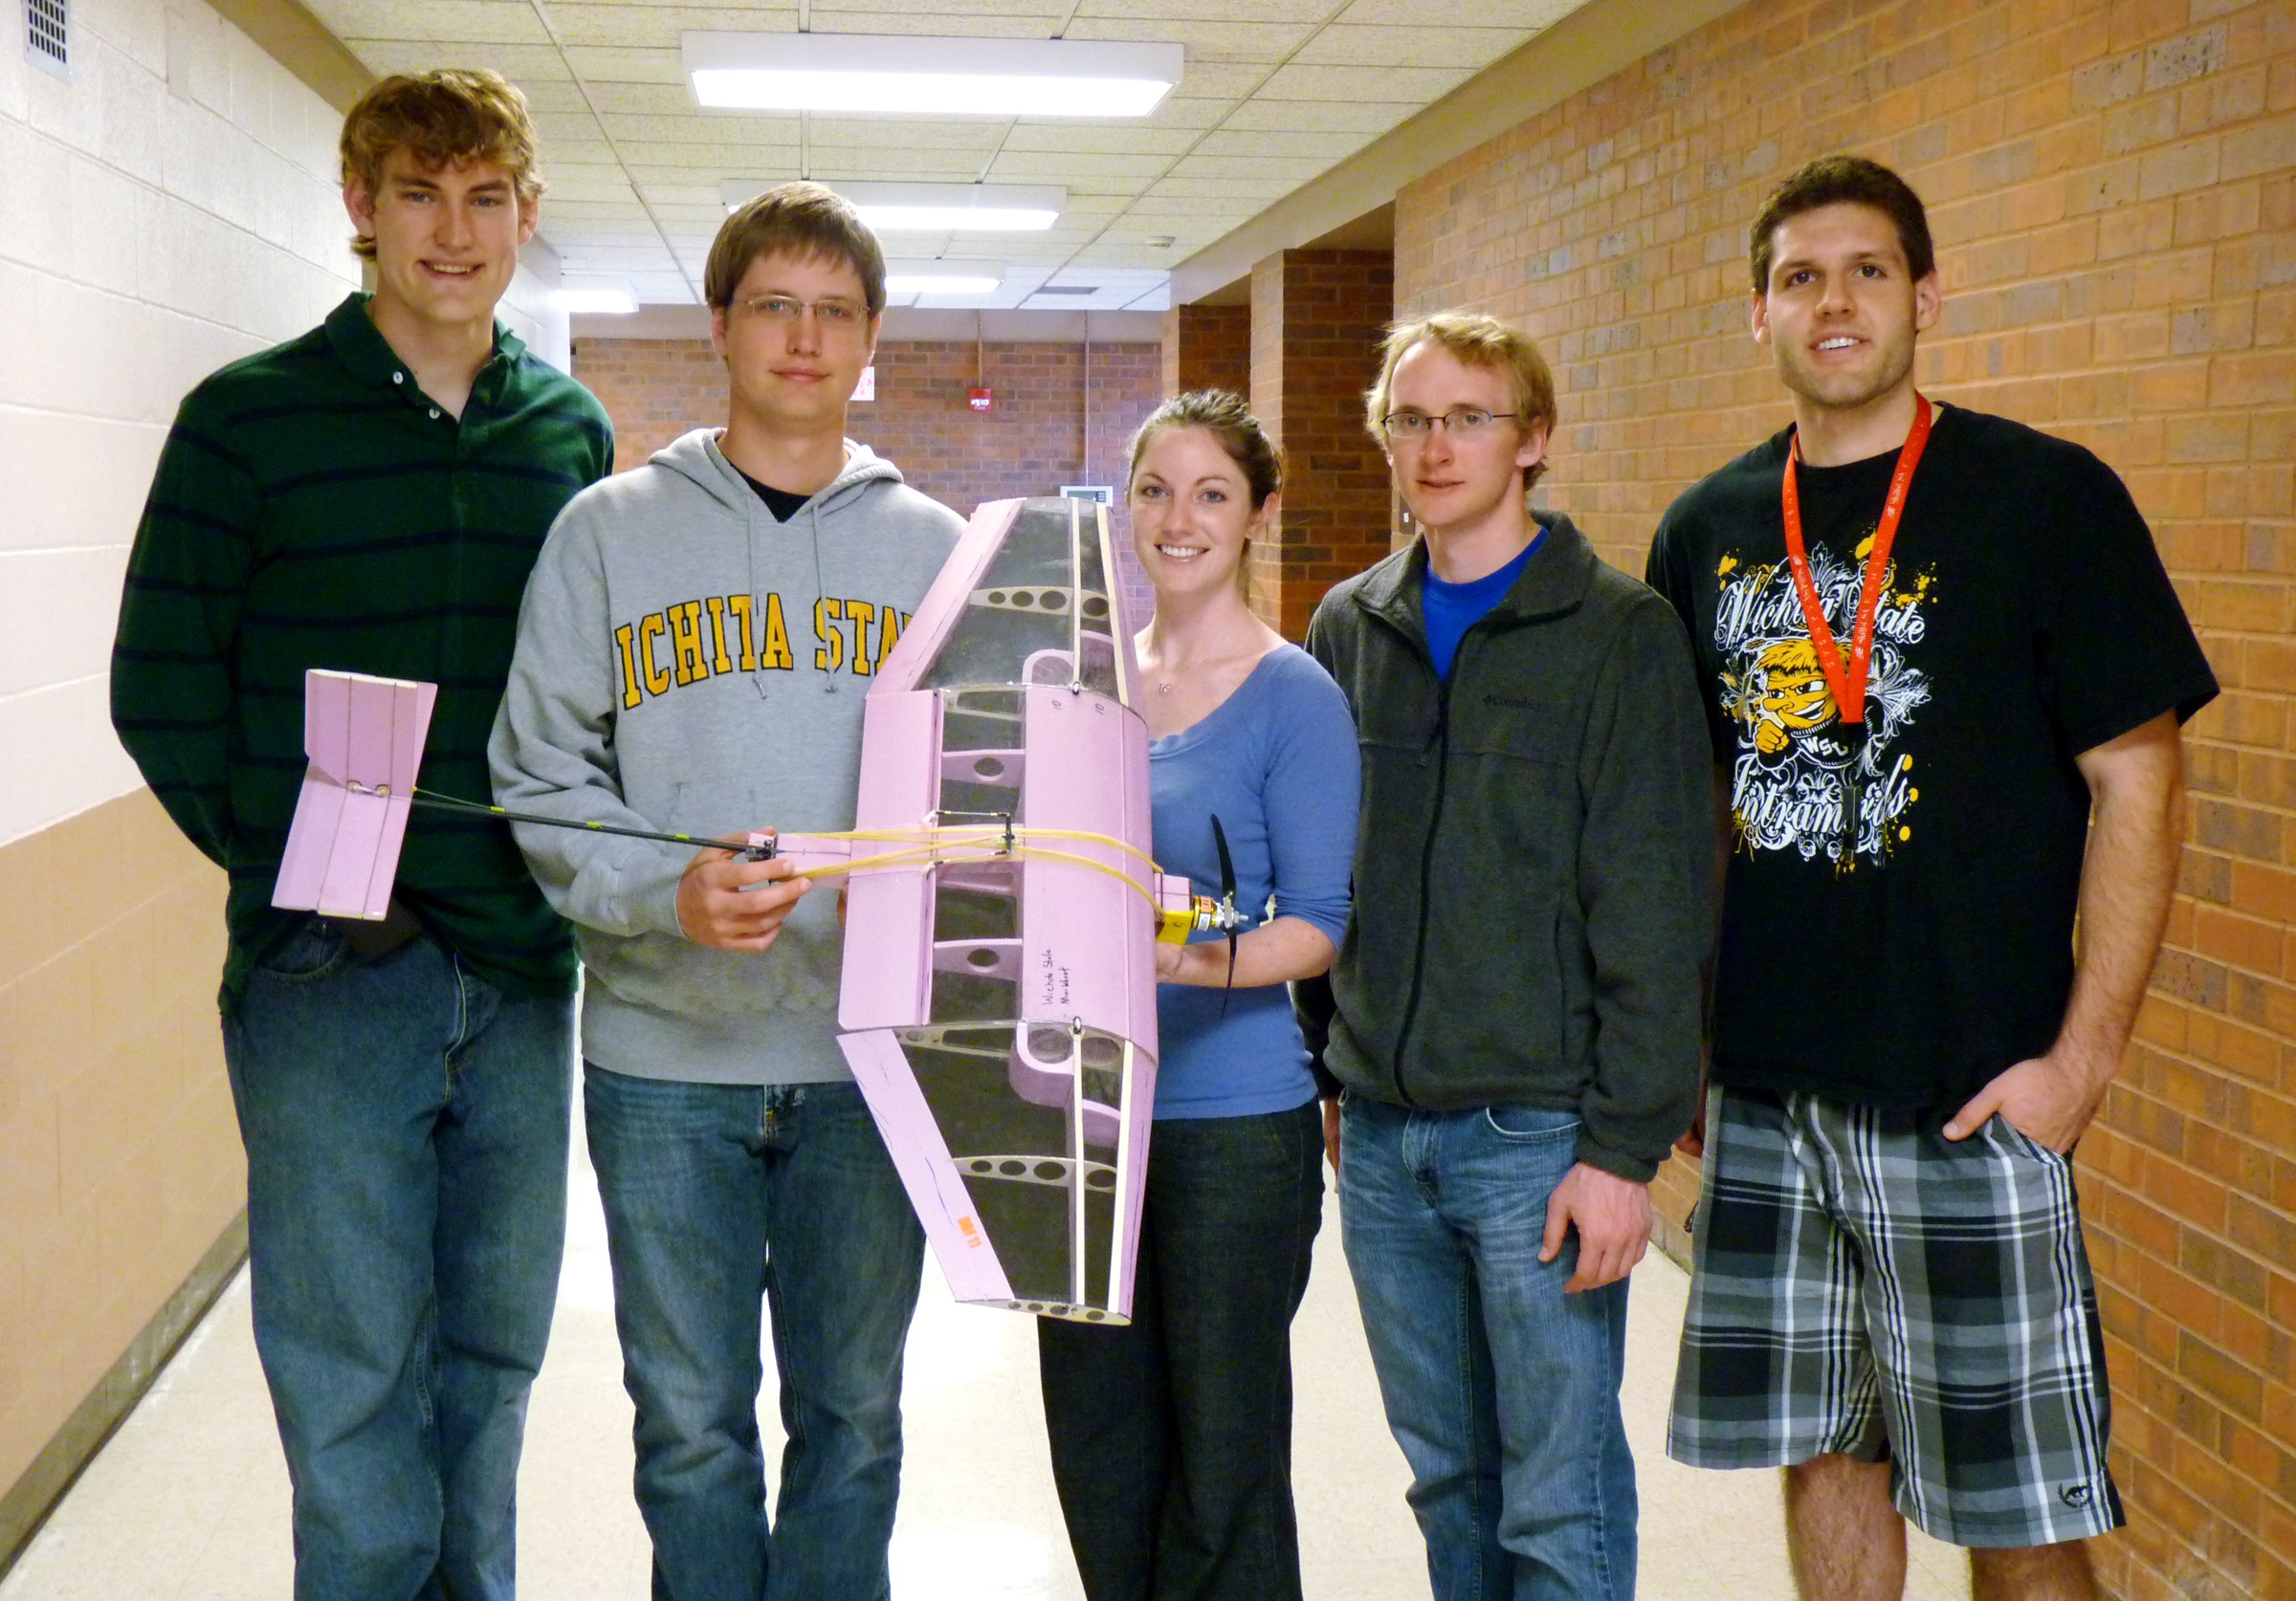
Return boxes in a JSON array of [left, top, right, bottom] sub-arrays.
[[112, 293, 614, 1009]]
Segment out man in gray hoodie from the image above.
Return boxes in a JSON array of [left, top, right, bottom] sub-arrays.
[[491, 183, 962, 1600]]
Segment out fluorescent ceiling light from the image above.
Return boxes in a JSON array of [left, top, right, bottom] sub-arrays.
[[720, 180, 1064, 232], [553, 283, 636, 315], [684, 33, 1181, 118], [885, 260, 1004, 295]]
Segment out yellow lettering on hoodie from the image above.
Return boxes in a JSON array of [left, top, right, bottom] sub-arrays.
[[727, 594, 759, 671], [637, 613, 673, 697], [704, 597, 735, 674], [814, 598, 845, 672], [845, 601, 876, 676], [759, 594, 794, 671], [875, 608, 906, 674], [669, 601, 711, 686], [614, 624, 643, 710]]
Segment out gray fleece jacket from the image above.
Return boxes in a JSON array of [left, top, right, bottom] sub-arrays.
[[490, 428, 962, 1084]]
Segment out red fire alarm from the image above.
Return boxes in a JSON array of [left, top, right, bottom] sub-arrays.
[[967, 386, 993, 412]]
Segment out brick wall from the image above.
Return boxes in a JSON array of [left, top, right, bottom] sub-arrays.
[[1248, 251, 1398, 639], [572, 337, 1166, 633], [1391, 0, 2296, 1594], [1161, 302, 1252, 400]]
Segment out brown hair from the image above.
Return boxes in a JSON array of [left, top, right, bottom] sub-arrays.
[[1126, 390, 1283, 509], [1749, 155, 1934, 293], [341, 70, 542, 261], [706, 183, 886, 315], [1364, 313, 1558, 491]]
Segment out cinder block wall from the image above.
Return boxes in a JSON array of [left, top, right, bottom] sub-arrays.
[[1390, 1, 2295, 1593], [0, 0, 356, 1530], [573, 336, 1167, 633]]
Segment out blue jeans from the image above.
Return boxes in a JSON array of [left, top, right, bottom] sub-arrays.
[[584, 1067, 926, 1601], [1036, 1101, 1326, 1601], [222, 920, 573, 1601], [1338, 1096, 1636, 1601]]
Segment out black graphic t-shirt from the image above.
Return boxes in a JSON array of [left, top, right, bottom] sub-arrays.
[[1648, 405, 2218, 1109]]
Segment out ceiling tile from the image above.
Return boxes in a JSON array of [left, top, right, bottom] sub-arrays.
[[1330, 0, 1580, 24], [308, 0, 549, 45], [585, 80, 711, 115], [605, 111, 803, 142], [1146, 176, 1294, 199], [563, 46, 686, 83], [1252, 62, 1467, 101], [1214, 97, 1411, 132], [1190, 126, 1365, 160], [345, 39, 573, 80], [998, 124, 1196, 156], [804, 151, 1001, 179], [1099, 95, 1235, 131], [298, 0, 1591, 284], [1060, 16, 1314, 64], [546, 6, 795, 48], [987, 150, 1171, 180], [612, 138, 802, 165], [1164, 153, 1330, 183], [1292, 24, 1527, 70], [1072, 0, 1333, 20], [806, 117, 1009, 150], [805, 8, 1066, 35]]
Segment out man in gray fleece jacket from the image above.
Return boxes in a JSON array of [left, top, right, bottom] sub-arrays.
[[491, 184, 961, 1600], [1302, 313, 1713, 1601]]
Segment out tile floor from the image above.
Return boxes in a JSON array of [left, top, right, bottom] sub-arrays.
[[2, 1121, 1971, 1599]]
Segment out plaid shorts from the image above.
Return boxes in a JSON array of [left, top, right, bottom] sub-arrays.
[[1667, 1086, 2124, 1549]]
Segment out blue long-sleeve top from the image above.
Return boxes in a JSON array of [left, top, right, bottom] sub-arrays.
[[1149, 644, 1360, 1119]]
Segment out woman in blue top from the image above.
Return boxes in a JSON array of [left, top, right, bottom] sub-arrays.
[[1037, 391, 1360, 1601]]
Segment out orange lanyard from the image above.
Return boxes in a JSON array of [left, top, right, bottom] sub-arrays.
[[1779, 393, 1932, 728]]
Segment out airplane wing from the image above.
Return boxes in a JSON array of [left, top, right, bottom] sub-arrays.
[[836, 495, 1161, 1326]]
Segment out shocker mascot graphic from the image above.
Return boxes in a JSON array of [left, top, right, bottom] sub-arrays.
[[1711, 544, 1932, 866], [1732, 638, 1836, 757]]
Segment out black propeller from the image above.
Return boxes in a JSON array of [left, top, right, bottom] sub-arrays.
[[1209, 813, 1239, 1018]]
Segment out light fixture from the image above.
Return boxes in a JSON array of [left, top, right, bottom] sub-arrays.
[[683, 33, 1181, 119], [884, 260, 1004, 296], [552, 283, 637, 315], [719, 180, 1064, 232]]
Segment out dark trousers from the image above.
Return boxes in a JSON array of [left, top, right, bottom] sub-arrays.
[[1037, 1100, 1326, 1601]]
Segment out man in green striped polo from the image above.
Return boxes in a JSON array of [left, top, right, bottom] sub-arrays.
[[110, 70, 610, 1601]]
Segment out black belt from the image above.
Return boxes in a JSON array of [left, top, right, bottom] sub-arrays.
[[334, 898, 425, 959]]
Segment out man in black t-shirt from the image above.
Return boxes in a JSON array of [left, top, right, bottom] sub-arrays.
[[1649, 156, 2216, 1600]]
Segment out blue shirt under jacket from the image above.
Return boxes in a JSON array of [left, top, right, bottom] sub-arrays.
[[1149, 644, 1359, 1120], [1421, 533, 1541, 680]]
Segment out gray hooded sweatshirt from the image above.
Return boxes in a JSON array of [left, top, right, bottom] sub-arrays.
[[491, 428, 962, 1084]]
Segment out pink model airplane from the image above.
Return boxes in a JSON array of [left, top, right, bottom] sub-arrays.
[[275, 496, 1233, 1325]]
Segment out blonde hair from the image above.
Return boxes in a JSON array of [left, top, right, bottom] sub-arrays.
[[341, 70, 543, 261], [1364, 313, 1558, 490]]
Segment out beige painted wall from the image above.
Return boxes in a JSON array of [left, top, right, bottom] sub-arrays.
[[0, 793, 233, 1499]]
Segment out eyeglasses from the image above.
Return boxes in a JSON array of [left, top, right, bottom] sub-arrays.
[[1380, 407, 1519, 442], [732, 294, 871, 332]]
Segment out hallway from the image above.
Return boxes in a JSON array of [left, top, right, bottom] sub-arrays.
[[0, 1124, 1969, 1599]]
